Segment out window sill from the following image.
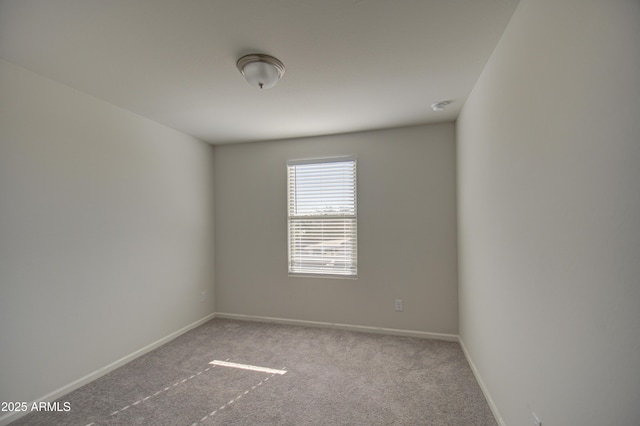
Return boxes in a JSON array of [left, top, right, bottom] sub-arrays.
[[288, 273, 358, 280]]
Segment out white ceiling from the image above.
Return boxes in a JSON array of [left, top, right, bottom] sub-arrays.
[[0, 0, 519, 144]]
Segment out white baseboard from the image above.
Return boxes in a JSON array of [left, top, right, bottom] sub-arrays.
[[459, 337, 505, 426], [214, 312, 459, 342], [0, 313, 216, 426]]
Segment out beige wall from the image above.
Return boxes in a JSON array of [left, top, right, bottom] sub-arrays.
[[215, 123, 458, 334], [457, 0, 640, 424], [0, 60, 216, 410]]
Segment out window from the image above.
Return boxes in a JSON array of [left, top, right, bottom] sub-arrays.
[[287, 157, 357, 277]]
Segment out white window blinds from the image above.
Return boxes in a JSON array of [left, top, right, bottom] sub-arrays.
[[287, 157, 357, 277]]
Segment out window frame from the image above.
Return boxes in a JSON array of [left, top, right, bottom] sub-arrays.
[[287, 156, 358, 279]]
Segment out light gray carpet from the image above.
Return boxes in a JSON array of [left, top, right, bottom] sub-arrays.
[[12, 319, 497, 425]]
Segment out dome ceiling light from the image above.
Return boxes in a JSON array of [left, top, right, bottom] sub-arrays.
[[236, 54, 285, 90]]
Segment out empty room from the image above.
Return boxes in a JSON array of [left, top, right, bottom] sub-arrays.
[[1, 0, 639, 425]]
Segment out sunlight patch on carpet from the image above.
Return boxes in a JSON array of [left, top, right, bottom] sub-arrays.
[[209, 360, 287, 375]]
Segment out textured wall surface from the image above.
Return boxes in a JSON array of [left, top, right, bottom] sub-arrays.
[[457, 0, 640, 424]]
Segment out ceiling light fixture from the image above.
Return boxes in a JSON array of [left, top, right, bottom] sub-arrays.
[[431, 101, 451, 111], [237, 54, 285, 90]]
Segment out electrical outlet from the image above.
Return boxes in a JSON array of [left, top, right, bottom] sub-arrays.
[[200, 291, 206, 303], [395, 299, 404, 311], [532, 411, 542, 426]]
